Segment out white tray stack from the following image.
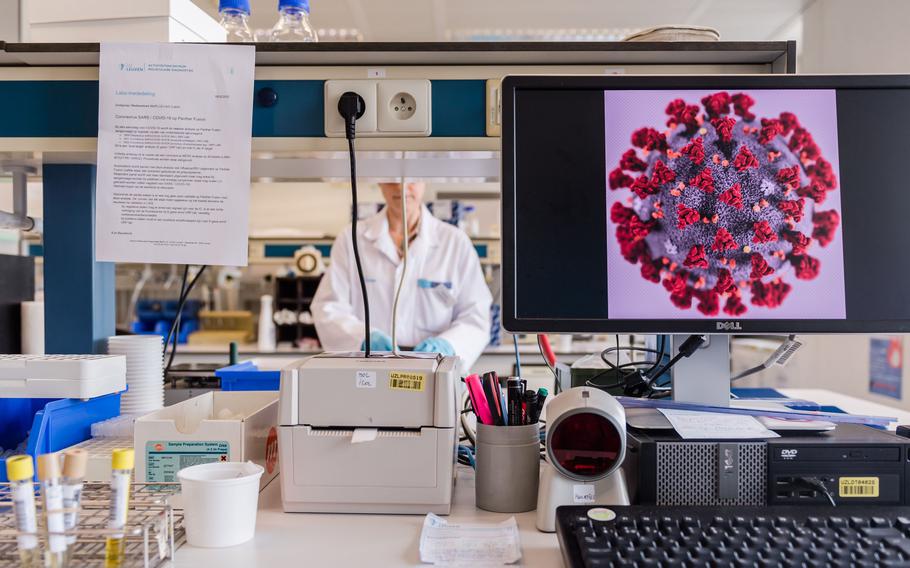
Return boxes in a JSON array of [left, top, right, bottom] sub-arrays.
[[0, 354, 126, 399], [108, 335, 165, 415]]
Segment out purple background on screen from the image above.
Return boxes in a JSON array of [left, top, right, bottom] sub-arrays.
[[604, 89, 846, 319]]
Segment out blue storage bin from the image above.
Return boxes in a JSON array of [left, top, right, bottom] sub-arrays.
[[216, 360, 281, 391], [0, 392, 121, 482]]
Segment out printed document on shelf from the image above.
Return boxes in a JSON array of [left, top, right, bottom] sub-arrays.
[[96, 43, 255, 266]]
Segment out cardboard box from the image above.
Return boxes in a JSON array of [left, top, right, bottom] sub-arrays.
[[26, 0, 226, 43], [134, 391, 279, 491]]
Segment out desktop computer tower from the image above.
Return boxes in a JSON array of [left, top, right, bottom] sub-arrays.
[[624, 427, 767, 506], [625, 424, 910, 507]]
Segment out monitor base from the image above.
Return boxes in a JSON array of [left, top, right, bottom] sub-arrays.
[[669, 334, 731, 407]]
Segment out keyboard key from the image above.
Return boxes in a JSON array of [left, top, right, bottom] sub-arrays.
[[681, 516, 701, 529], [861, 527, 902, 539], [884, 536, 910, 556], [827, 516, 847, 529], [851, 517, 872, 528]]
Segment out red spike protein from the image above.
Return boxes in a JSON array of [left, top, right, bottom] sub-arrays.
[[607, 90, 844, 317]]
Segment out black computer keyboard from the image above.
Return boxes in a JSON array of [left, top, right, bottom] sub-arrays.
[[556, 505, 910, 567]]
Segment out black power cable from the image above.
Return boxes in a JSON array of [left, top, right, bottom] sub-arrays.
[[647, 334, 707, 381], [338, 92, 372, 357], [164, 265, 207, 376], [163, 265, 189, 358]]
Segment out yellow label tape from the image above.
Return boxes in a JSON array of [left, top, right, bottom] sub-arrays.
[[389, 371, 425, 392], [839, 477, 879, 498]]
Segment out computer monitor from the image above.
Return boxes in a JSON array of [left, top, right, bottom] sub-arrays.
[[500, 75, 910, 403]]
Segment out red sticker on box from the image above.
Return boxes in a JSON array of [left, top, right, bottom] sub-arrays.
[[266, 427, 279, 474]]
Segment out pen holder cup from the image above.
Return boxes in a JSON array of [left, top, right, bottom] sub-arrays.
[[475, 422, 540, 513]]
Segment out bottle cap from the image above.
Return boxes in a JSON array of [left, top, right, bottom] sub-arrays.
[[279, 0, 310, 12], [111, 448, 135, 471], [219, 0, 251, 14], [37, 453, 62, 481], [5, 455, 34, 482], [63, 449, 88, 479]]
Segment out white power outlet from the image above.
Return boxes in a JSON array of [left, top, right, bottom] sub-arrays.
[[377, 80, 432, 136], [324, 80, 378, 137]]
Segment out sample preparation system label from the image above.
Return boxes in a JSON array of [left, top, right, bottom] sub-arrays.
[[146, 440, 230, 482]]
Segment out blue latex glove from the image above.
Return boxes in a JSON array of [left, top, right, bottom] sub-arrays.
[[361, 330, 394, 352], [414, 337, 455, 356]]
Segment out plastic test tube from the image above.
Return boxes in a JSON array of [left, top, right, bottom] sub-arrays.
[[5, 455, 41, 568], [62, 449, 88, 563], [38, 453, 68, 567], [104, 448, 135, 568]]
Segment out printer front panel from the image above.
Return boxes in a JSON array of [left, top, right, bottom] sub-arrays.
[[298, 357, 439, 428], [278, 424, 455, 514]]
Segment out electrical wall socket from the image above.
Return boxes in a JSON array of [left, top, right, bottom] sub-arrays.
[[377, 79, 431, 136], [324, 79, 431, 137], [324, 80, 378, 137]]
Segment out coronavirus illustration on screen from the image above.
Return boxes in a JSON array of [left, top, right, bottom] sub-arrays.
[[605, 89, 846, 320]]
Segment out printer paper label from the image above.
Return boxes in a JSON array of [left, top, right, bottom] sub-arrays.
[[839, 477, 879, 498], [389, 371, 425, 392], [355, 370, 376, 388], [146, 441, 229, 482]]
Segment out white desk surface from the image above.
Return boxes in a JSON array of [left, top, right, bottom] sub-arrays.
[[174, 467, 563, 568], [172, 389, 910, 567]]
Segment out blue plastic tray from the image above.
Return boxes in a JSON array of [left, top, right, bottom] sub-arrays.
[[216, 361, 281, 391], [0, 392, 121, 482]]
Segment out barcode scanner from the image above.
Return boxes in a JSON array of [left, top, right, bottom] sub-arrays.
[[536, 387, 630, 532]]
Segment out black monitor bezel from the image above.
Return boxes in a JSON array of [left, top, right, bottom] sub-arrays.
[[501, 74, 910, 334]]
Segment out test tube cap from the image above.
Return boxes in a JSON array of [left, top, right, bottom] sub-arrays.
[[37, 452, 62, 481], [111, 448, 135, 471], [5, 455, 35, 482], [63, 448, 88, 478]]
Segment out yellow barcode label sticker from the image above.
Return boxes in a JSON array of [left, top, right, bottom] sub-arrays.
[[389, 371, 425, 392], [839, 477, 879, 498]]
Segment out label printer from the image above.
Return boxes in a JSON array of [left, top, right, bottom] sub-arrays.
[[278, 353, 458, 514]]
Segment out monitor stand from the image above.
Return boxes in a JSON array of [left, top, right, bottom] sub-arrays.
[[668, 334, 731, 407]]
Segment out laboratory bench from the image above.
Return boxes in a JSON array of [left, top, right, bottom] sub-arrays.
[[171, 389, 910, 567], [169, 341, 606, 376]]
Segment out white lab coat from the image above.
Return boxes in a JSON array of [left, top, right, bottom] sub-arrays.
[[312, 206, 493, 372]]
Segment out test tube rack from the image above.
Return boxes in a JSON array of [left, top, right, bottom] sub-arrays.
[[0, 481, 184, 567]]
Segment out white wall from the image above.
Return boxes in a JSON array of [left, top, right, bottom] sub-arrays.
[[798, 0, 910, 73], [0, 0, 20, 42]]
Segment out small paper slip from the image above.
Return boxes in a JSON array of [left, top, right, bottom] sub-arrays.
[[659, 409, 780, 439], [419, 514, 521, 566], [351, 428, 378, 444]]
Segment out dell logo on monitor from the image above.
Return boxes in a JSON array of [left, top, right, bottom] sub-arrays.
[[716, 321, 743, 331]]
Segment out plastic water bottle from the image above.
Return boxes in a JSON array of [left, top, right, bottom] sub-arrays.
[[269, 0, 318, 42], [219, 0, 254, 42], [258, 295, 277, 352]]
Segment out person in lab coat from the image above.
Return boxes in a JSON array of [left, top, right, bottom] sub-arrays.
[[311, 181, 493, 371]]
